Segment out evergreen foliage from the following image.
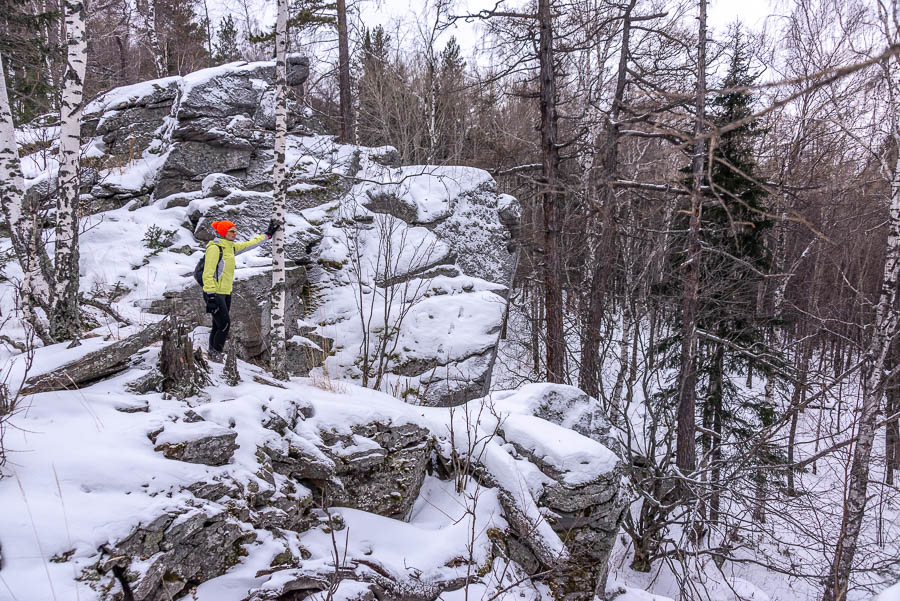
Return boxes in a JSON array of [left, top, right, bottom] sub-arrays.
[[0, 0, 61, 123], [214, 15, 242, 63], [655, 26, 785, 491], [156, 0, 210, 74]]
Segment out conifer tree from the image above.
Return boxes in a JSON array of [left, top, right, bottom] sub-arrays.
[[214, 15, 241, 63], [0, 0, 61, 123]]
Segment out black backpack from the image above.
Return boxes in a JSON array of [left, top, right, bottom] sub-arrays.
[[193, 244, 222, 286]]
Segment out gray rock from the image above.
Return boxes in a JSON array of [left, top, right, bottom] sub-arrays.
[[497, 387, 626, 601], [81, 78, 179, 160], [177, 62, 274, 120], [202, 173, 243, 197], [155, 142, 254, 198], [432, 185, 518, 284], [154, 423, 238, 466], [318, 421, 432, 519], [102, 508, 254, 601], [286, 54, 310, 87]]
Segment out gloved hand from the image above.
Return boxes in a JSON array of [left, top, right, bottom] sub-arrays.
[[205, 293, 218, 314], [266, 219, 280, 238]]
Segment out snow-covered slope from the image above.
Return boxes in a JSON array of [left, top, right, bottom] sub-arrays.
[[0, 340, 624, 601]]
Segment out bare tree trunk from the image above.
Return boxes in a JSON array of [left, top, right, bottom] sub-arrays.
[[269, 0, 289, 381], [676, 0, 707, 479], [787, 338, 812, 495], [160, 318, 210, 400], [0, 53, 54, 340], [202, 0, 213, 62], [537, 0, 565, 383], [707, 344, 724, 522], [336, 0, 354, 144], [577, 0, 635, 398], [822, 152, 900, 601], [49, 0, 87, 342]]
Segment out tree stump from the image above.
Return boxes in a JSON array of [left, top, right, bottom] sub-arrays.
[[224, 336, 241, 386], [159, 317, 210, 399]]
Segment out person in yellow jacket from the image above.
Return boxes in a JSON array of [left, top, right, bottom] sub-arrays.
[[202, 219, 279, 361]]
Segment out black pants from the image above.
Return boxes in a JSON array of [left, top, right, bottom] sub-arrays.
[[205, 293, 232, 352]]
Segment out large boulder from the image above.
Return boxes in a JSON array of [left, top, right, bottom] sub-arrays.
[[319, 421, 432, 519], [79, 61, 312, 202], [81, 77, 180, 160], [489, 384, 627, 600]]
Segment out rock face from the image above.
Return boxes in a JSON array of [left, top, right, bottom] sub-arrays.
[[489, 384, 627, 599], [319, 421, 432, 519], [81, 60, 311, 203], [40, 59, 525, 404], [100, 508, 254, 601], [152, 422, 239, 466]]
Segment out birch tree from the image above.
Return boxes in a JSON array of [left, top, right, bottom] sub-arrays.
[[269, 0, 289, 381], [48, 0, 87, 341], [139, 0, 166, 78], [0, 51, 53, 342], [822, 13, 900, 599]]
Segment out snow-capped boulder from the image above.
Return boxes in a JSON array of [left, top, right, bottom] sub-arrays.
[[99, 508, 255, 601], [152, 420, 239, 466], [318, 420, 433, 519]]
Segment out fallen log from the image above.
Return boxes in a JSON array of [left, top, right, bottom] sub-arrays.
[[20, 316, 192, 395]]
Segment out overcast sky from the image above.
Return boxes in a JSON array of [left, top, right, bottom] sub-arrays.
[[209, 0, 780, 63], [352, 0, 778, 58]]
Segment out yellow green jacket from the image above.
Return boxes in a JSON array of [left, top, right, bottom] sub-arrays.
[[202, 234, 267, 295]]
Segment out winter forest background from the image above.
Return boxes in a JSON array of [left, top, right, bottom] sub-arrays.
[[2, 0, 900, 600]]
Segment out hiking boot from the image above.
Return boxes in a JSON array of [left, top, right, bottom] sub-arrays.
[[208, 349, 224, 363]]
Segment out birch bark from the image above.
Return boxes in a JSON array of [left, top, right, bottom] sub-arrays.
[[49, 0, 87, 341], [269, 0, 289, 381], [141, 0, 166, 78], [0, 52, 53, 338], [822, 15, 900, 597]]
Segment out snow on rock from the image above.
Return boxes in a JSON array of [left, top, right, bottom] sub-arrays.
[[5, 59, 518, 405], [0, 342, 624, 601]]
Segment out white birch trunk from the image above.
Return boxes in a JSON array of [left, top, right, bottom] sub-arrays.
[[142, 0, 166, 78], [0, 53, 53, 337], [269, 0, 289, 380], [822, 155, 900, 601], [49, 0, 87, 341]]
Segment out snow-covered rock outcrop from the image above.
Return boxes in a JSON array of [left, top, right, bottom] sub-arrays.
[[1, 59, 627, 601], [13, 59, 519, 405], [0, 342, 625, 601]]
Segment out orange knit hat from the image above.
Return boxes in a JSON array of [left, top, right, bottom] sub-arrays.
[[212, 220, 236, 237]]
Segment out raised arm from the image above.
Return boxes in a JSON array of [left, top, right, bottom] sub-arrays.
[[234, 234, 267, 255]]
